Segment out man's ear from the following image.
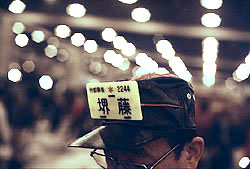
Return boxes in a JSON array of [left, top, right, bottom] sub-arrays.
[[182, 137, 204, 168]]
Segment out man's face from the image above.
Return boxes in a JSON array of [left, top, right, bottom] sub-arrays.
[[104, 138, 187, 169], [104, 136, 204, 169]]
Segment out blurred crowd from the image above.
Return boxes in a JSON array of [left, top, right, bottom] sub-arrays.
[[0, 72, 249, 169]]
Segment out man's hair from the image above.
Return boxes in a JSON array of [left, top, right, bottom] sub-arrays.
[[165, 129, 197, 160]]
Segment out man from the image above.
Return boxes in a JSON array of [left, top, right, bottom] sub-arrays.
[[69, 73, 204, 169]]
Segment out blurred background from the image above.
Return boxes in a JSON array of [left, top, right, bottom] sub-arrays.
[[0, 0, 249, 168]]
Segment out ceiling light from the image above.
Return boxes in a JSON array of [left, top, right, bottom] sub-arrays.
[[39, 75, 53, 90], [71, 33, 85, 47], [200, 0, 223, 9], [45, 45, 58, 58], [12, 22, 25, 34], [8, 0, 26, 14], [102, 28, 117, 42], [113, 36, 127, 50], [131, 8, 151, 22], [84, 40, 98, 53], [15, 34, 29, 47], [8, 68, 22, 83], [201, 13, 221, 28], [54, 25, 71, 38], [118, 0, 138, 4], [31, 30, 45, 43], [66, 3, 86, 18]]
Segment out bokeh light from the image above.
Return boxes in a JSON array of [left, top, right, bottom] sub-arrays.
[[8, 0, 26, 14], [8, 68, 22, 83], [200, 0, 223, 9], [239, 157, 250, 169], [22, 61, 35, 73], [113, 36, 127, 50], [66, 3, 86, 18], [39, 75, 53, 90], [131, 8, 151, 22], [84, 40, 98, 53], [31, 30, 45, 43], [54, 25, 71, 38], [104, 50, 117, 63], [45, 45, 58, 58], [15, 34, 29, 47], [201, 13, 221, 28], [121, 42, 136, 57], [12, 22, 25, 34], [235, 63, 250, 81], [118, 0, 138, 4], [102, 28, 117, 42], [71, 33, 85, 47], [156, 40, 173, 54]]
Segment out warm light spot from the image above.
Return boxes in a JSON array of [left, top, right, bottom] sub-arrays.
[[131, 8, 151, 22], [22, 61, 35, 73], [225, 77, 237, 90], [54, 25, 71, 38], [200, 0, 223, 9], [12, 22, 25, 34], [39, 75, 53, 90], [66, 3, 86, 18], [8, 68, 22, 83], [201, 13, 221, 28], [8, 0, 26, 14], [71, 33, 85, 47], [84, 40, 98, 53], [31, 30, 45, 43], [102, 28, 117, 42], [15, 34, 29, 47], [57, 49, 69, 62]]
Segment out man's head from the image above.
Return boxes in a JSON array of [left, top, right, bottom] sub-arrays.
[[69, 73, 204, 168]]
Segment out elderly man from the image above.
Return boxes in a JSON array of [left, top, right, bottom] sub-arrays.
[[69, 74, 204, 169]]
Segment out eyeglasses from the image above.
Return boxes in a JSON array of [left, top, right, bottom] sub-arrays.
[[90, 144, 180, 169]]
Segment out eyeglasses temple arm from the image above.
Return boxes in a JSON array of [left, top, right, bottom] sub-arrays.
[[149, 144, 180, 169]]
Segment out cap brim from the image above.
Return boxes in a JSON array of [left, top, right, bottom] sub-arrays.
[[68, 124, 174, 149]]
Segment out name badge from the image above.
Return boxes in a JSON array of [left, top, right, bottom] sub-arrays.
[[86, 81, 143, 120]]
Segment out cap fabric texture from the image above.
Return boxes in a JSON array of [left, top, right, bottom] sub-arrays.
[[69, 74, 196, 150]]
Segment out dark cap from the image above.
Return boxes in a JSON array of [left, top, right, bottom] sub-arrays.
[[69, 73, 196, 149]]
